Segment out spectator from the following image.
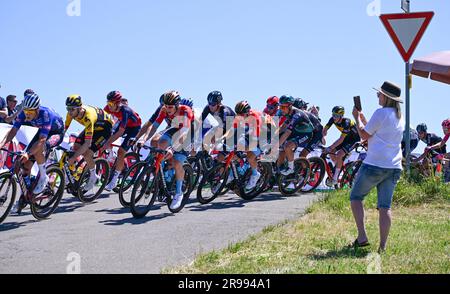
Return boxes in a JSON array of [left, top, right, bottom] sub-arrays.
[[350, 81, 404, 253], [401, 127, 419, 157], [0, 96, 7, 123]]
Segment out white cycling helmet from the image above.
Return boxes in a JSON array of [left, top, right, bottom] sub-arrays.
[[23, 93, 40, 110]]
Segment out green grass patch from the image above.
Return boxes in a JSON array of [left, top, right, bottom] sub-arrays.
[[165, 177, 449, 274]]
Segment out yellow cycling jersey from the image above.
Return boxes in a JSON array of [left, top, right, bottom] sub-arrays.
[[65, 105, 114, 140]]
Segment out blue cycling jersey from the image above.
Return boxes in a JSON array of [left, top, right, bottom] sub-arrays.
[[14, 106, 64, 138]]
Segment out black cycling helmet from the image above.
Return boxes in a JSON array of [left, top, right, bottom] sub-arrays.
[[207, 91, 223, 105], [332, 106, 345, 116], [66, 95, 83, 107], [163, 90, 181, 106], [235, 101, 251, 115], [416, 123, 428, 133]]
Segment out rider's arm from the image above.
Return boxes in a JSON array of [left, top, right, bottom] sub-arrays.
[[322, 118, 334, 137], [0, 127, 18, 148], [329, 134, 346, 150], [105, 127, 126, 149]]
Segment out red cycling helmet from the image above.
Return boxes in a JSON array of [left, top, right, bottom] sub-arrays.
[[266, 96, 279, 106], [107, 91, 123, 103], [442, 118, 450, 129]]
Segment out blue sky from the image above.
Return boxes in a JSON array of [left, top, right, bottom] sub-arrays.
[[0, 0, 449, 147]]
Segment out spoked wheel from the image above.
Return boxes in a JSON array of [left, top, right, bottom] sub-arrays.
[[167, 164, 194, 213], [130, 167, 157, 219], [278, 158, 311, 196], [118, 161, 146, 208], [302, 157, 326, 193], [30, 166, 65, 220], [196, 163, 228, 204], [0, 172, 17, 224], [113, 152, 140, 193], [77, 158, 110, 203], [188, 157, 202, 191]]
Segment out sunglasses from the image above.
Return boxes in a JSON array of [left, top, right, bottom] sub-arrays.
[[66, 107, 79, 113], [23, 109, 36, 115], [267, 104, 278, 110], [107, 101, 118, 107], [332, 114, 343, 119], [165, 105, 176, 109], [208, 103, 218, 107]]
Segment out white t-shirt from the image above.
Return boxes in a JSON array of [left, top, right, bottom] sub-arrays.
[[364, 108, 405, 169]]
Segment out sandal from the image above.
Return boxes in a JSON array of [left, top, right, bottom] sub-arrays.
[[349, 239, 370, 248]]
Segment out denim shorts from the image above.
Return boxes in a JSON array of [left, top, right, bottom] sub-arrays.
[[350, 164, 402, 209]]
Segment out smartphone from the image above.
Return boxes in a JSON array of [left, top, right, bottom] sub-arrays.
[[354, 96, 362, 111]]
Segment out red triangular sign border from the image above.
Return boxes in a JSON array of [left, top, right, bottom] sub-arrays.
[[380, 12, 434, 62]]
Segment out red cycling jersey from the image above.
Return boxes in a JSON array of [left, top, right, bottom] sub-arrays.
[[233, 109, 262, 137], [104, 105, 142, 129], [154, 105, 194, 129]]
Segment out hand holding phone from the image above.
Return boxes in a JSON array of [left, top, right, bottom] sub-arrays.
[[354, 96, 362, 111]]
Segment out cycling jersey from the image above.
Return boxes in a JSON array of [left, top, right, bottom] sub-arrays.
[[201, 105, 235, 135], [104, 105, 142, 129], [443, 133, 449, 144], [233, 110, 262, 138], [153, 105, 194, 130], [421, 133, 447, 154], [325, 117, 359, 138], [14, 107, 64, 138], [282, 108, 314, 136], [305, 111, 323, 133], [65, 105, 114, 140]]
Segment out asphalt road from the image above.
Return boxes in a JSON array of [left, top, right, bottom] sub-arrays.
[[0, 190, 320, 274]]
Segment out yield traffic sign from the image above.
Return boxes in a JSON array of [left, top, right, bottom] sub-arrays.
[[380, 12, 434, 62]]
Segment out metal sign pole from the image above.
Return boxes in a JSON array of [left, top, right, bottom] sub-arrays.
[[404, 0, 411, 176]]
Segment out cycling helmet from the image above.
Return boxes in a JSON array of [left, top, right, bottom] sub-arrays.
[[441, 119, 450, 129], [279, 95, 295, 105], [293, 98, 309, 109], [23, 93, 40, 110], [332, 106, 345, 116], [207, 91, 223, 105], [181, 98, 194, 108], [163, 90, 181, 105], [107, 91, 122, 102], [266, 96, 279, 106], [24, 89, 35, 97], [66, 95, 82, 107], [235, 101, 251, 115], [416, 123, 428, 133]]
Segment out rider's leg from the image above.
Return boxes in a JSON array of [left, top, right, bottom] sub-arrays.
[[333, 149, 346, 182], [285, 141, 296, 170], [150, 133, 162, 147]]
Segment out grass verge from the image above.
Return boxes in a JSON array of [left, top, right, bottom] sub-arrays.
[[165, 177, 450, 274]]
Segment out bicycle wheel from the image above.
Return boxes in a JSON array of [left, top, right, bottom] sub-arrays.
[[0, 172, 17, 224], [278, 158, 311, 196], [339, 161, 363, 189], [30, 166, 65, 220], [130, 167, 157, 218], [77, 158, 110, 203], [302, 157, 326, 193], [118, 161, 146, 208], [240, 162, 272, 200], [113, 152, 140, 193], [167, 163, 194, 213], [188, 156, 202, 190], [196, 162, 228, 204]]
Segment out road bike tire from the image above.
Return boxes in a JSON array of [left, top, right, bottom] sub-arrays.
[[77, 158, 110, 203], [118, 161, 146, 208], [0, 172, 17, 224], [278, 158, 311, 196], [130, 166, 157, 219], [196, 162, 228, 204], [30, 166, 65, 220], [302, 157, 326, 193]]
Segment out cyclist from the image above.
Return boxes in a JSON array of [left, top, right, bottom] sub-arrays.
[[322, 106, 361, 185], [64, 95, 114, 191], [276, 95, 314, 176], [422, 119, 450, 182], [102, 91, 142, 191], [401, 127, 419, 157], [0, 93, 65, 194], [219, 101, 263, 191], [200, 91, 236, 157], [263, 96, 279, 117], [293, 97, 309, 111], [131, 91, 194, 210], [416, 123, 447, 158]]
